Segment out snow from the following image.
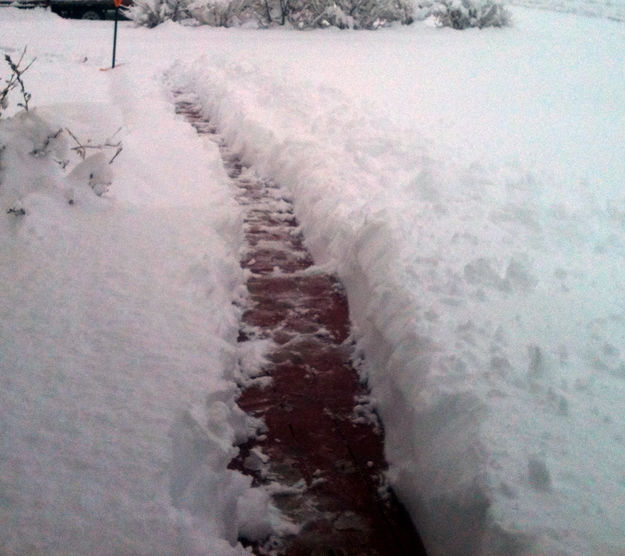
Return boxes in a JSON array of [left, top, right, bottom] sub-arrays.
[[1, 4, 625, 556], [509, 0, 625, 21]]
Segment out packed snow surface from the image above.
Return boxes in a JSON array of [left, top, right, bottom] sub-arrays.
[[1, 4, 624, 556]]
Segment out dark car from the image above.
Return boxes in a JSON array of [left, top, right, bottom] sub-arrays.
[[1, 0, 131, 19]]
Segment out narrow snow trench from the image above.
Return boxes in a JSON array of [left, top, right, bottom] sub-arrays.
[[173, 91, 427, 556]]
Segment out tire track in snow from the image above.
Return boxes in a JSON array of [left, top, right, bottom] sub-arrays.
[[173, 91, 427, 556]]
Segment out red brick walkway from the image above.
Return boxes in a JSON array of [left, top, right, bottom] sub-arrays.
[[174, 92, 427, 556]]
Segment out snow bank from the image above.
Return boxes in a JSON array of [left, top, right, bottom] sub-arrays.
[[0, 19, 286, 553]]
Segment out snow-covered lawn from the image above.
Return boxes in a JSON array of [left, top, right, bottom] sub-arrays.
[[1, 4, 624, 555]]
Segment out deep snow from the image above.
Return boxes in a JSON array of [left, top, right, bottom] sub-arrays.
[[1, 4, 624, 555]]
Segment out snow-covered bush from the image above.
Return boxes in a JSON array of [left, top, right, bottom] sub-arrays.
[[125, 0, 193, 27], [0, 111, 67, 214], [188, 0, 254, 27], [284, 0, 361, 28], [432, 0, 510, 28], [0, 112, 121, 214], [130, 0, 412, 28], [334, 0, 413, 28], [270, 0, 414, 28]]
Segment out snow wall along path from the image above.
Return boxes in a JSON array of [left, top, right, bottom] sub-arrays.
[[167, 63, 497, 555]]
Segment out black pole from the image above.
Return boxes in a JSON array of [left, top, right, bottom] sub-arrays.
[[112, 7, 119, 69]]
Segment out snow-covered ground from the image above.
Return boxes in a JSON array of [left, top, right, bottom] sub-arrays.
[[1, 4, 624, 555], [509, 0, 625, 21]]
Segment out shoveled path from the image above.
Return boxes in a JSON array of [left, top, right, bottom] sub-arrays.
[[173, 91, 426, 556]]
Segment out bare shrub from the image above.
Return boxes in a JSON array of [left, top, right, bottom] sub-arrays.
[[1, 47, 35, 118]]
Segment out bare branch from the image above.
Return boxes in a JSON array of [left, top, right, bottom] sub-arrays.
[[66, 127, 123, 165], [1, 47, 35, 116]]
